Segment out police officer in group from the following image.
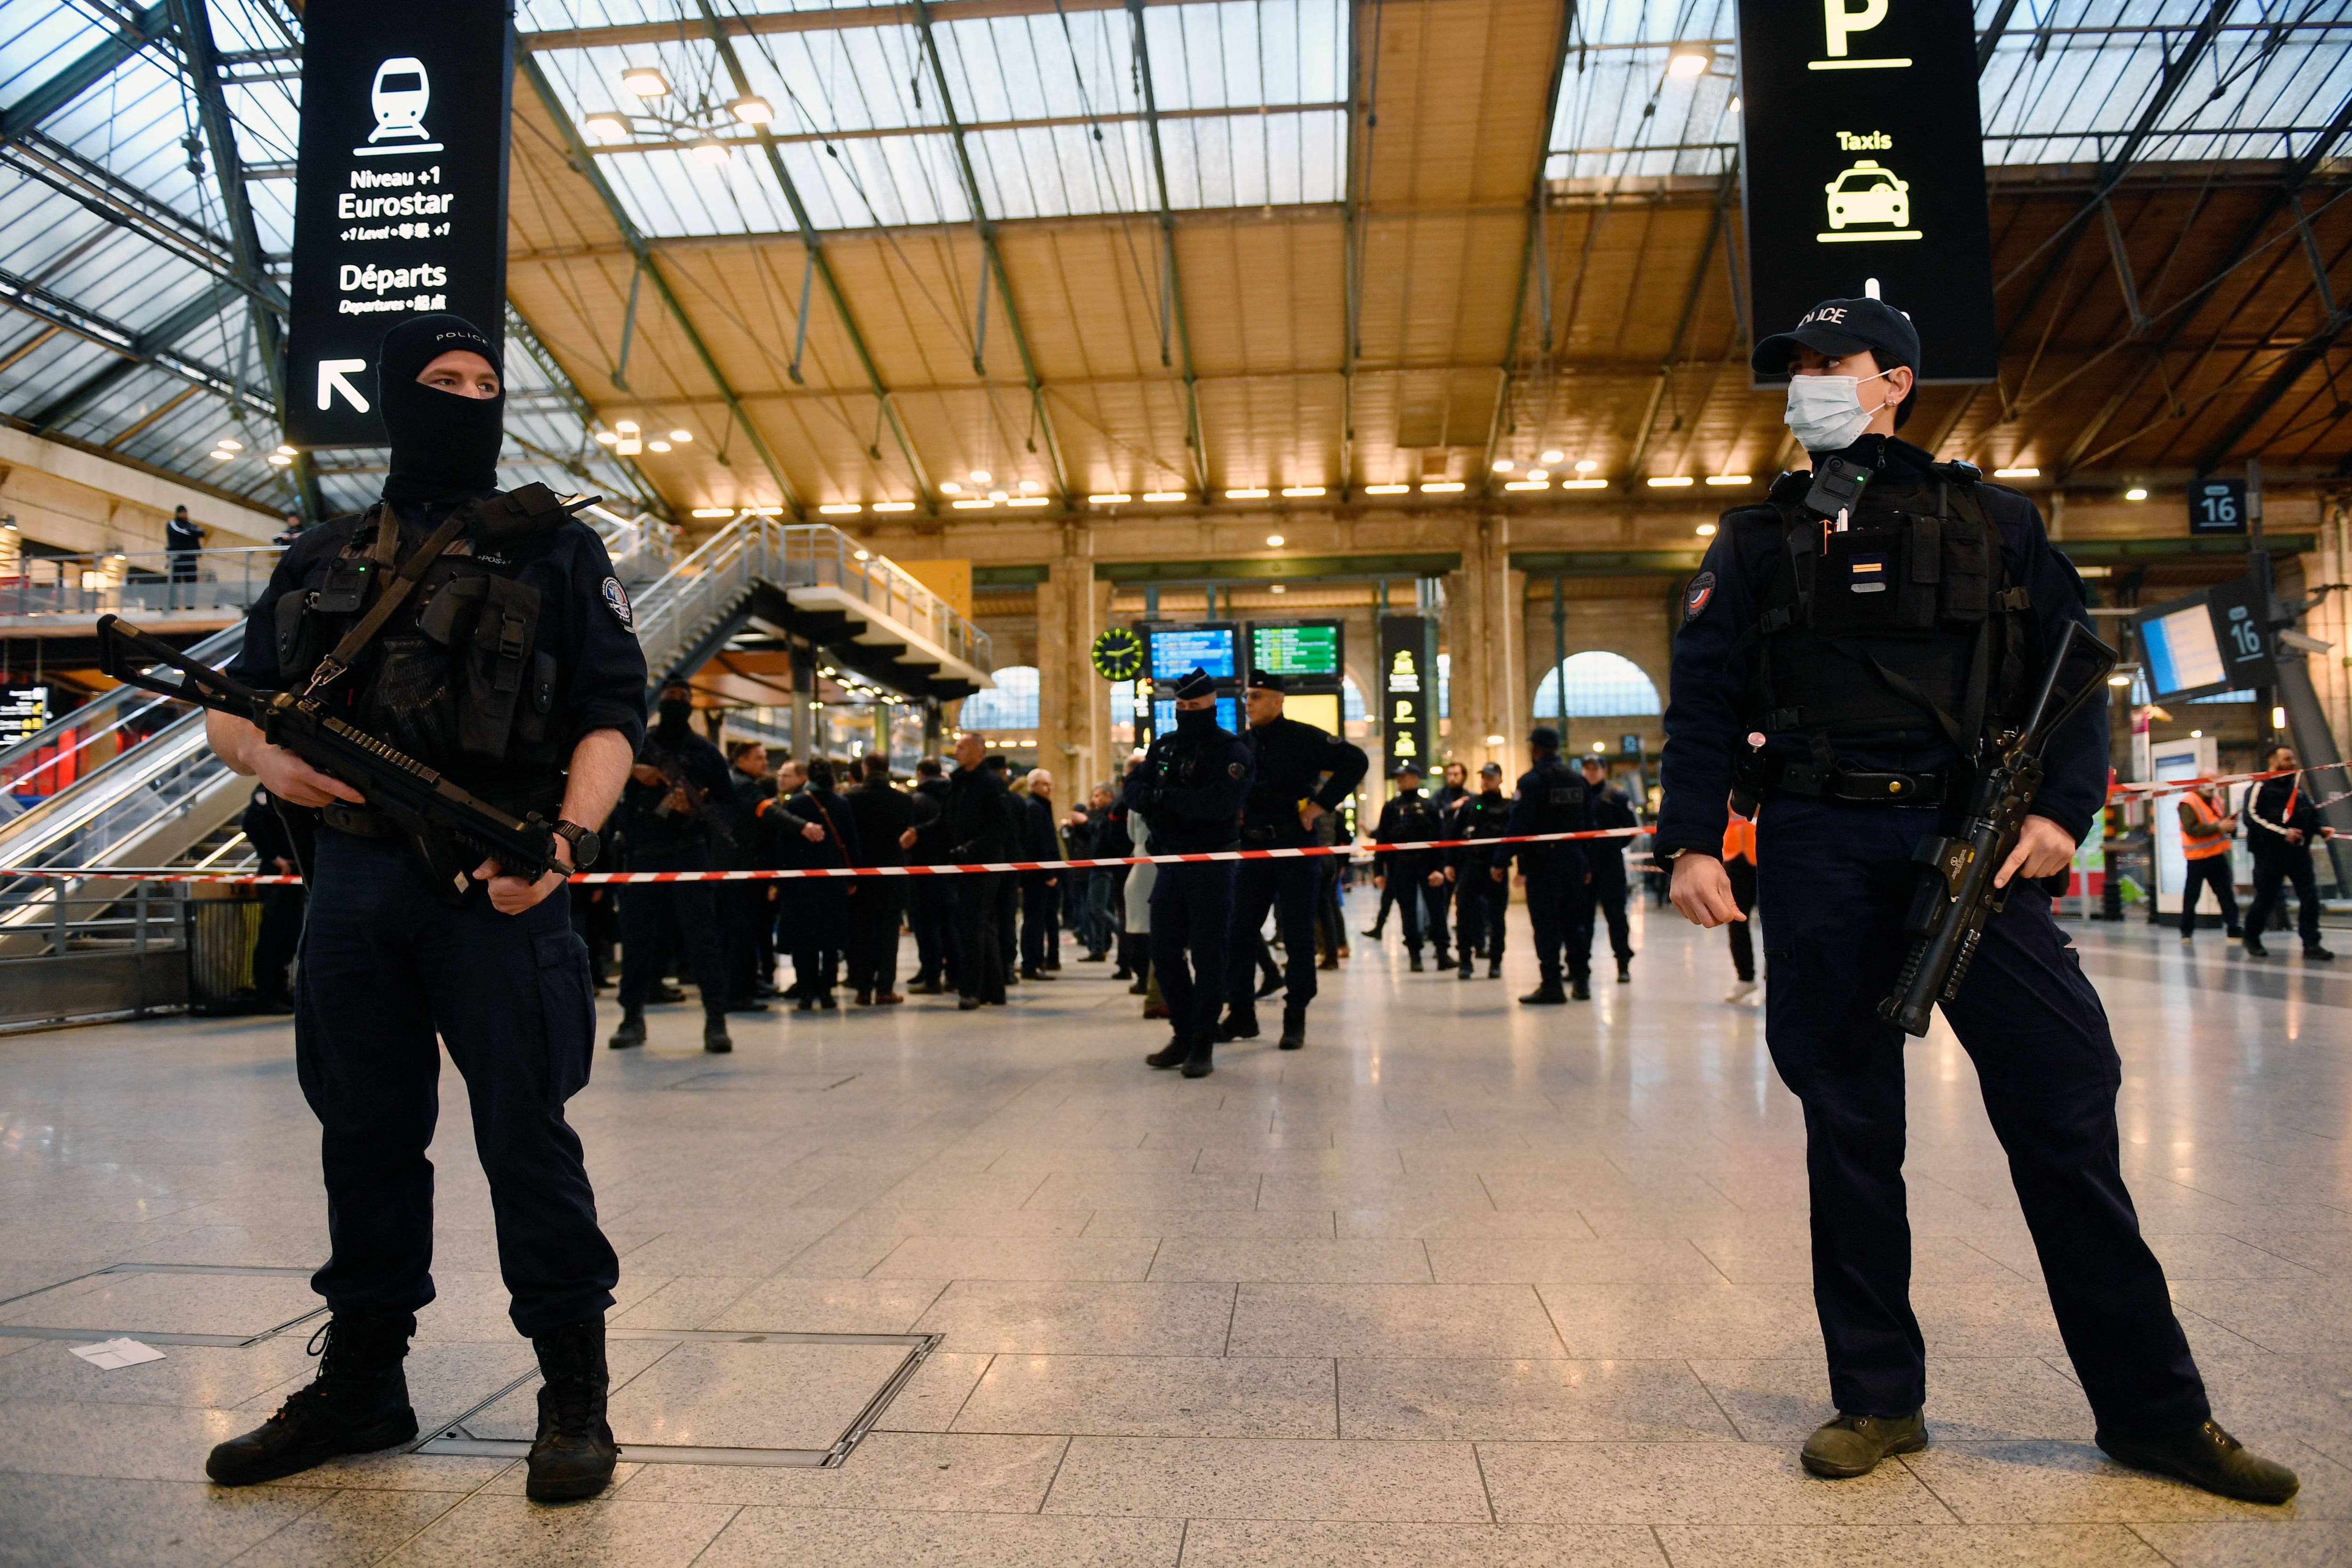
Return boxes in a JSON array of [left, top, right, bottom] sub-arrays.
[[905, 756, 961, 994], [202, 313, 644, 1501], [609, 679, 735, 1052], [1507, 726, 1594, 1002], [1659, 294, 2296, 1502], [947, 731, 1014, 1009], [1371, 763, 1449, 970], [845, 754, 913, 1005], [1577, 752, 1637, 984], [1222, 669, 1368, 1048], [1449, 760, 1511, 979], [718, 740, 776, 1011], [1125, 667, 1254, 1076], [2242, 743, 2336, 959]]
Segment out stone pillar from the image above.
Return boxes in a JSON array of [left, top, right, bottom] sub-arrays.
[[1038, 520, 1103, 792], [1446, 512, 1523, 781]]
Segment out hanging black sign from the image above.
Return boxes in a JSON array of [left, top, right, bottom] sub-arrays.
[[1736, 0, 1996, 383], [1379, 615, 1436, 780], [283, 0, 515, 447], [2188, 477, 2249, 535]]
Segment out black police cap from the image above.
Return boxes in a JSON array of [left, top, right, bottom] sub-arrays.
[[1527, 725, 1562, 751], [1246, 669, 1286, 692], [1752, 296, 1921, 426], [1391, 762, 1423, 779], [1172, 667, 1217, 701]]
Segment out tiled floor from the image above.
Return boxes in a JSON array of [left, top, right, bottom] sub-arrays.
[[1, 891, 2348, 1566]]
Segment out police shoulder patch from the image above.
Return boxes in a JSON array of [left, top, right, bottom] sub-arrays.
[[1228, 761, 1247, 779], [1683, 571, 1716, 623], [602, 576, 633, 628]]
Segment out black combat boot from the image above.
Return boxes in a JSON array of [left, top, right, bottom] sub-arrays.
[[207, 1312, 417, 1486], [1571, 976, 1592, 1000], [1145, 1035, 1191, 1069], [1278, 1010, 1306, 1051], [703, 1014, 733, 1053], [1487, 956, 1502, 979], [1616, 955, 1632, 984], [527, 1316, 618, 1503], [607, 1010, 646, 1049], [1520, 978, 1567, 1005], [1408, 952, 1424, 972], [1216, 1011, 1260, 1043], [1181, 1038, 1215, 1079]]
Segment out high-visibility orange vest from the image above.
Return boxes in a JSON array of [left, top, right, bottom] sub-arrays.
[[2180, 791, 2230, 860], [1723, 815, 1757, 864]]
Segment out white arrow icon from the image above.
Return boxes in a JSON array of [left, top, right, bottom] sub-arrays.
[[317, 359, 370, 412]]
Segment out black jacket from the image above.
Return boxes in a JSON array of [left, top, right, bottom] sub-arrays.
[[1373, 788, 1449, 874], [622, 727, 735, 859], [1505, 756, 1591, 873], [846, 777, 914, 868], [1240, 715, 1370, 845], [1658, 434, 2105, 860], [947, 764, 1015, 861], [1018, 793, 1064, 863], [2245, 774, 2328, 856], [907, 776, 953, 864], [1125, 718, 1255, 854], [778, 785, 860, 870], [1449, 788, 1513, 874]]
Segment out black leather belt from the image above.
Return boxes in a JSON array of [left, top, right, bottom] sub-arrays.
[[1773, 763, 1946, 806]]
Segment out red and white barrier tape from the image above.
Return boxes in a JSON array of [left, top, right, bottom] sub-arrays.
[[0, 828, 1643, 886]]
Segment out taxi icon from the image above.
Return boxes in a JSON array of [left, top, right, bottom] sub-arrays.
[[1825, 160, 1909, 230]]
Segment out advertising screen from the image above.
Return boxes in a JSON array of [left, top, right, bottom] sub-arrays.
[[1147, 624, 1238, 681], [1249, 621, 1342, 678]]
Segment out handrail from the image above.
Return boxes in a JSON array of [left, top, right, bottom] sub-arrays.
[[0, 546, 284, 620], [0, 623, 244, 799]]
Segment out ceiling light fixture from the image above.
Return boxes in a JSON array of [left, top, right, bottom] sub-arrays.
[[1576, 459, 1598, 472], [1142, 492, 1185, 502], [1364, 484, 1409, 495], [1088, 492, 1132, 504], [1526, 468, 1549, 481], [1019, 479, 1041, 493], [987, 489, 1008, 501], [1226, 488, 1270, 500], [1266, 533, 1285, 547], [690, 507, 735, 518], [818, 504, 862, 515], [1704, 473, 1751, 486], [583, 111, 630, 143], [728, 95, 773, 124], [872, 501, 916, 512], [275, 444, 296, 456], [1493, 458, 1515, 472], [1269, 583, 1286, 594], [616, 420, 639, 433], [594, 430, 619, 445], [1561, 478, 1608, 490], [1281, 486, 1325, 498], [970, 469, 991, 484], [215, 438, 243, 451], [2125, 487, 2149, 501], [648, 439, 672, 452], [1994, 466, 2040, 478], [1648, 476, 1695, 487], [1696, 522, 1718, 536], [940, 481, 963, 494], [1420, 481, 1466, 493], [620, 65, 670, 98], [691, 138, 730, 165], [668, 430, 692, 443], [267, 454, 292, 466], [952, 499, 996, 509], [1667, 47, 1712, 78], [209, 448, 234, 460], [1542, 449, 1565, 464], [1502, 480, 1549, 491]]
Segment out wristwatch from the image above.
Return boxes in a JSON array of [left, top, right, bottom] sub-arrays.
[[550, 819, 601, 870]]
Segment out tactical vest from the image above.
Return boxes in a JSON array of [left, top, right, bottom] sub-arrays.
[[1747, 466, 2032, 761], [271, 499, 567, 810]]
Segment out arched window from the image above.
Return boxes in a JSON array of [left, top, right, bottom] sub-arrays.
[[960, 665, 1040, 731], [1531, 651, 1662, 718]]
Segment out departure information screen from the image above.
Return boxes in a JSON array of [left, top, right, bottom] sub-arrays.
[[1152, 696, 1240, 733], [2141, 602, 2226, 698], [1250, 621, 1340, 677], [1148, 625, 1237, 681]]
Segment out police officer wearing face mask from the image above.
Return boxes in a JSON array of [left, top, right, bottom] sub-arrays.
[[1125, 667, 1254, 1077], [1221, 669, 1368, 1049], [203, 314, 645, 1502], [1657, 294, 2296, 1504]]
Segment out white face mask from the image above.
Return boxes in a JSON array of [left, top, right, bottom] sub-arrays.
[[1784, 369, 1895, 453]]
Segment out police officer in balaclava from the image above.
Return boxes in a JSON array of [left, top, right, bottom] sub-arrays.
[[205, 314, 648, 1502]]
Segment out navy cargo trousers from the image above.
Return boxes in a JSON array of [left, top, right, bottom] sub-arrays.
[[296, 829, 620, 1338], [1757, 795, 2209, 1436]]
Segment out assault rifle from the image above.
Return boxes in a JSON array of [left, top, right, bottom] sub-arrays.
[[1879, 620, 2118, 1037], [97, 616, 558, 903]]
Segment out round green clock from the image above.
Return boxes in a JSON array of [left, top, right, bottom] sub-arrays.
[[1089, 626, 1145, 681]]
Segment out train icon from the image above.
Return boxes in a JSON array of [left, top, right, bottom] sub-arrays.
[[355, 57, 444, 157]]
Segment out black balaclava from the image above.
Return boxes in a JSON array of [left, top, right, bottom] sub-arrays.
[[656, 685, 692, 743], [1172, 666, 1217, 736], [377, 313, 504, 503]]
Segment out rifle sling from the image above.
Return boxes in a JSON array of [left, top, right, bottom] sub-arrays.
[[307, 503, 475, 692]]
